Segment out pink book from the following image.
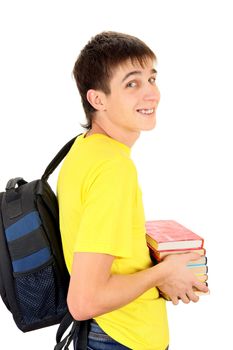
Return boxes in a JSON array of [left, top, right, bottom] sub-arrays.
[[146, 220, 204, 251]]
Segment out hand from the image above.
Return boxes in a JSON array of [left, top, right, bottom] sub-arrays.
[[157, 252, 209, 305]]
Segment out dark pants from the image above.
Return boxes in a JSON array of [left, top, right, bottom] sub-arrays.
[[74, 320, 169, 350]]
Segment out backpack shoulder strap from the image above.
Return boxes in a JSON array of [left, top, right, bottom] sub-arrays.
[[54, 312, 90, 350], [42, 134, 82, 181]]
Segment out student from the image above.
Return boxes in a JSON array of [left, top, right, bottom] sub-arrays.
[[57, 31, 208, 350]]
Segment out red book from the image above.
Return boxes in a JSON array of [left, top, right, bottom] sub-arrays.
[[146, 220, 204, 251]]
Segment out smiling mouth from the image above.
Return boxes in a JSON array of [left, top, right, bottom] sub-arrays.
[[137, 108, 155, 115]]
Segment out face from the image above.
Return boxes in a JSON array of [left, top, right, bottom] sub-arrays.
[[102, 58, 160, 135]]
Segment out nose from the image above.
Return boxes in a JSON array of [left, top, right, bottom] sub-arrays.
[[143, 84, 160, 103]]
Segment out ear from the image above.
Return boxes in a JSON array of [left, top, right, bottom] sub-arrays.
[[86, 89, 106, 111]]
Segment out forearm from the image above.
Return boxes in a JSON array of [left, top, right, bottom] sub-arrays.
[[72, 263, 166, 320], [97, 265, 165, 313], [68, 252, 209, 320]]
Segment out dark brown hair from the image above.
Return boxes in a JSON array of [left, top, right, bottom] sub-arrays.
[[73, 31, 156, 130]]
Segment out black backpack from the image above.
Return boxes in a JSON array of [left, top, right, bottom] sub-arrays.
[[0, 135, 90, 349]]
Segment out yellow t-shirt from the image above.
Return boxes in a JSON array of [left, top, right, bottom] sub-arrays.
[[57, 133, 169, 350]]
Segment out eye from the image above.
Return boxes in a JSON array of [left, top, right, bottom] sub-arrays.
[[149, 76, 156, 84], [126, 81, 137, 88]]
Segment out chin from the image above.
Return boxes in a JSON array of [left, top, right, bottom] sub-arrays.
[[141, 120, 156, 131]]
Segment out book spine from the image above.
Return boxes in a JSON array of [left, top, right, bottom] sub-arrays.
[[187, 256, 207, 266]]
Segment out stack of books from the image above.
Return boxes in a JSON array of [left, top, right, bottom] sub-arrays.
[[146, 220, 209, 297]]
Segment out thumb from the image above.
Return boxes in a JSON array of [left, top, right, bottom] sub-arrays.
[[180, 252, 201, 263]]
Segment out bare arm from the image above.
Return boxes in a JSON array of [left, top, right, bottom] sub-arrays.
[[67, 251, 209, 320]]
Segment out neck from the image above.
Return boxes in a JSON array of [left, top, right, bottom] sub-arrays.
[[85, 120, 140, 148]]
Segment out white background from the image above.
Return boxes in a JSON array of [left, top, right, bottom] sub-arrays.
[[0, 1, 232, 349]]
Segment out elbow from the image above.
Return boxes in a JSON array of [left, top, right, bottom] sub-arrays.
[[67, 296, 99, 321]]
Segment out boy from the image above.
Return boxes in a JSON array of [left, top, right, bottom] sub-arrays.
[[57, 31, 208, 350]]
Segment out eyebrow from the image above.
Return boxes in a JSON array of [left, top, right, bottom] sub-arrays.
[[121, 68, 157, 83]]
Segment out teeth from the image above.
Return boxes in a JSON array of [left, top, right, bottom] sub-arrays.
[[137, 109, 154, 115]]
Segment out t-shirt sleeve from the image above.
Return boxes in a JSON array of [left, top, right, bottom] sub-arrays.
[[74, 158, 137, 258]]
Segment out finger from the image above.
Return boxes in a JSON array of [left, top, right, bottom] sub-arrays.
[[179, 252, 202, 264], [171, 297, 179, 305], [193, 281, 209, 293], [177, 253, 201, 264], [179, 293, 190, 304], [187, 290, 199, 303]]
